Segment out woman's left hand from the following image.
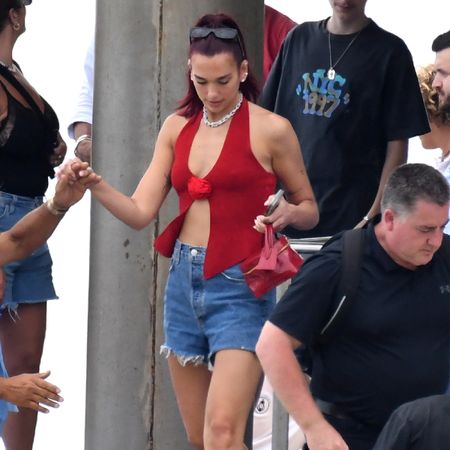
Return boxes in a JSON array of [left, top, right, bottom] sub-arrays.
[[57, 158, 101, 188], [253, 195, 292, 233], [53, 162, 101, 209], [49, 133, 67, 167]]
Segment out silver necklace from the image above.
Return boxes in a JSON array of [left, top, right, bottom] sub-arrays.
[[327, 30, 362, 80], [203, 92, 243, 128]]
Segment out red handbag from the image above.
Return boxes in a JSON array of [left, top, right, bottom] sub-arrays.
[[240, 224, 304, 298]]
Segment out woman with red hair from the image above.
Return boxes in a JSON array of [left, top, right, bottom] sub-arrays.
[[68, 13, 318, 449]]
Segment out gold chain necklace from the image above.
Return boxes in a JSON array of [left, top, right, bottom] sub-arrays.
[[327, 30, 362, 80]]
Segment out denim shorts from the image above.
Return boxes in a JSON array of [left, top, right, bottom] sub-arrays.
[[0, 191, 57, 314], [161, 240, 276, 366]]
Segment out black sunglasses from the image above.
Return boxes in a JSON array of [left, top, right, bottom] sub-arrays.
[[189, 27, 245, 59], [22, 0, 32, 5]]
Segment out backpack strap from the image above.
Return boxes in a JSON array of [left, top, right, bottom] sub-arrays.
[[318, 228, 366, 342], [439, 234, 450, 272]]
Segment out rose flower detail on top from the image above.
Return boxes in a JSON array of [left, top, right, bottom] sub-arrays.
[[188, 176, 213, 200]]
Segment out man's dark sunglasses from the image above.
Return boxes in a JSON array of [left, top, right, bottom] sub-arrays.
[[189, 27, 245, 58], [22, 0, 32, 5]]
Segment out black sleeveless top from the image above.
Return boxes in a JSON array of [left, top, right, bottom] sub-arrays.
[[0, 79, 59, 197]]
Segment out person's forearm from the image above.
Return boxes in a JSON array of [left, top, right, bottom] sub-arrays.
[[73, 122, 93, 163], [73, 122, 92, 140], [256, 323, 325, 432], [365, 139, 408, 219], [91, 181, 156, 230], [0, 202, 64, 265], [256, 326, 349, 449], [0, 378, 7, 400], [286, 199, 320, 231]]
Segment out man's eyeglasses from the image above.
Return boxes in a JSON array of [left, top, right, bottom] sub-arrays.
[[189, 27, 245, 59]]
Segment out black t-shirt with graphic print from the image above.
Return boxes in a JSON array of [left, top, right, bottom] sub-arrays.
[[261, 19, 430, 238]]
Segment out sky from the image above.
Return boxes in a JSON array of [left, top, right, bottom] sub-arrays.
[[2, 1, 448, 449]]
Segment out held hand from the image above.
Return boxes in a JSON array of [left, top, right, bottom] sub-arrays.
[[2, 371, 63, 413], [53, 164, 101, 209], [57, 159, 100, 185], [49, 133, 67, 167], [304, 419, 349, 450], [57, 158, 81, 183]]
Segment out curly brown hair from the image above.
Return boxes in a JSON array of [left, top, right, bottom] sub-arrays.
[[417, 64, 450, 126]]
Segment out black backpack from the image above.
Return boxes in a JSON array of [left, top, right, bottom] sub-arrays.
[[297, 229, 450, 376]]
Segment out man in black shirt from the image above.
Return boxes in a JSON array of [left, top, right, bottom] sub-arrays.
[[256, 164, 450, 450]]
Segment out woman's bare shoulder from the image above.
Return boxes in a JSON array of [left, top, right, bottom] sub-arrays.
[[162, 112, 189, 129], [159, 112, 190, 142], [248, 102, 294, 140]]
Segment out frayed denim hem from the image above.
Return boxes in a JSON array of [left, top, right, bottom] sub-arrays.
[[0, 297, 56, 321], [0, 304, 19, 322], [160, 345, 206, 367]]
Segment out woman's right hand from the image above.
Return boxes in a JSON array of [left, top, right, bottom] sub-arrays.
[[253, 194, 292, 233]]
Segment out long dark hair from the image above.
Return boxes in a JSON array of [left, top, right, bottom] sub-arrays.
[[177, 13, 260, 118], [0, 0, 23, 32]]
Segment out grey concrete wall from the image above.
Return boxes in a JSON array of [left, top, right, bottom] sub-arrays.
[[87, 1, 263, 449]]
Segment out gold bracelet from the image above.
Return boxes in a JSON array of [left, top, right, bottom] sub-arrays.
[[45, 198, 69, 216]]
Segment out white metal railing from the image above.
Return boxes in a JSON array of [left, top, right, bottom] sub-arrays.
[[270, 238, 328, 450]]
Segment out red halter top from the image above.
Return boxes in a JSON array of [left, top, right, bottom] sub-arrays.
[[154, 98, 276, 279]]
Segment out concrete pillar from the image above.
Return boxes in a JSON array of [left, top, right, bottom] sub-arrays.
[[85, 1, 158, 449], [87, 1, 263, 449]]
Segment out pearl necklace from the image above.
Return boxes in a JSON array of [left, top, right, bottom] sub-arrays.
[[203, 93, 243, 128], [0, 60, 17, 73]]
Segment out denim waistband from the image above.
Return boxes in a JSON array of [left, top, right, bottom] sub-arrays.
[[0, 191, 44, 208], [172, 240, 206, 264]]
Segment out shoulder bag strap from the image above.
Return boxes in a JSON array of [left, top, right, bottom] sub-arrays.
[[319, 227, 365, 342], [440, 234, 450, 272], [0, 64, 45, 121]]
